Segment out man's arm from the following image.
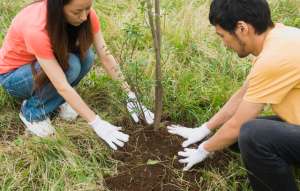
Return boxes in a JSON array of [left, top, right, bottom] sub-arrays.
[[204, 99, 264, 152], [93, 31, 130, 93], [206, 81, 248, 130], [175, 97, 264, 171], [167, 81, 250, 147]]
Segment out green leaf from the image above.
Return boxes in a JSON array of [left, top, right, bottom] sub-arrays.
[[146, 159, 160, 165]]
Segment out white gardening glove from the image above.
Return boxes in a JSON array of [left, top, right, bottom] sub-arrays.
[[167, 123, 211, 147], [126, 91, 154, 125], [89, 115, 129, 150], [178, 141, 210, 171]]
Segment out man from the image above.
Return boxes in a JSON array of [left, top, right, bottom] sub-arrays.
[[168, 0, 300, 190]]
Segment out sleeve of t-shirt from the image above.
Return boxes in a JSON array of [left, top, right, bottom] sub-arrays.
[[244, 58, 300, 104], [89, 8, 101, 34], [23, 29, 55, 60]]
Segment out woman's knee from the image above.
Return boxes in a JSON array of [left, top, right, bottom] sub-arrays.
[[66, 53, 82, 83], [81, 48, 95, 71]]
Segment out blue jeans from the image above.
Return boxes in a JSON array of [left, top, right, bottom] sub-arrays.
[[0, 49, 95, 122], [239, 116, 300, 191]]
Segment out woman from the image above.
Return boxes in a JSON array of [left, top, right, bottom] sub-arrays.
[[0, 0, 154, 150]]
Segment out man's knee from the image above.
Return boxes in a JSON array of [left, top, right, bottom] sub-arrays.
[[238, 120, 263, 153], [239, 119, 276, 156]]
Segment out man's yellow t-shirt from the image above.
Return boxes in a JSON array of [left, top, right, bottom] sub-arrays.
[[244, 23, 300, 125]]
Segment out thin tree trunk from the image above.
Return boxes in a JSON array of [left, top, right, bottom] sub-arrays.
[[153, 0, 163, 129], [146, 0, 163, 129]]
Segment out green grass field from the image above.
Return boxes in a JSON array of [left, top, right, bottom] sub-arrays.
[[0, 0, 299, 190]]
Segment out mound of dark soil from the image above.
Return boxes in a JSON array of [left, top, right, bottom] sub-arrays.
[[104, 123, 239, 191]]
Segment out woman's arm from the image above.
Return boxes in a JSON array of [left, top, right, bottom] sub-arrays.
[[93, 31, 131, 93], [92, 31, 155, 125], [37, 57, 129, 150], [37, 57, 97, 123]]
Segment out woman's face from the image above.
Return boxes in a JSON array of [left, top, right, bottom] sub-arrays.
[[63, 0, 93, 26]]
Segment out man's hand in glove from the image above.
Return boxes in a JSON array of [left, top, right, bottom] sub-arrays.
[[167, 123, 211, 147], [178, 141, 210, 171]]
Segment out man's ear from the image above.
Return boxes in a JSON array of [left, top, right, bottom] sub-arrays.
[[235, 21, 249, 35]]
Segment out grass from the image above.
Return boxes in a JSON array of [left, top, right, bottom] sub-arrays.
[[0, 0, 299, 190]]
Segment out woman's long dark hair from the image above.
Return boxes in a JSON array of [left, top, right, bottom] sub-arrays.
[[32, 0, 94, 89]]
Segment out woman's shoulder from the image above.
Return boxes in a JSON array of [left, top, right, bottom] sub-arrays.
[[13, 1, 47, 30]]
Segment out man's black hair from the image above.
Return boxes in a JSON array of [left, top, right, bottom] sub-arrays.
[[209, 0, 274, 34]]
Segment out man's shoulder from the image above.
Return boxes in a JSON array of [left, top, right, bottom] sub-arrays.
[[254, 24, 300, 69], [266, 24, 300, 49]]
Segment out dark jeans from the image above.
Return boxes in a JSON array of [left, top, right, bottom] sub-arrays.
[[238, 116, 300, 191]]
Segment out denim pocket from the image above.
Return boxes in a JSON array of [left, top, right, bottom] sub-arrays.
[[0, 75, 3, 86], [6, 76, 33, 99], [0, 66, 34, 99], [0, 71, 12, 86]]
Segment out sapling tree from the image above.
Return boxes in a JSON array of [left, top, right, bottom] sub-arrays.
[[146, 0, 163, 129]]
